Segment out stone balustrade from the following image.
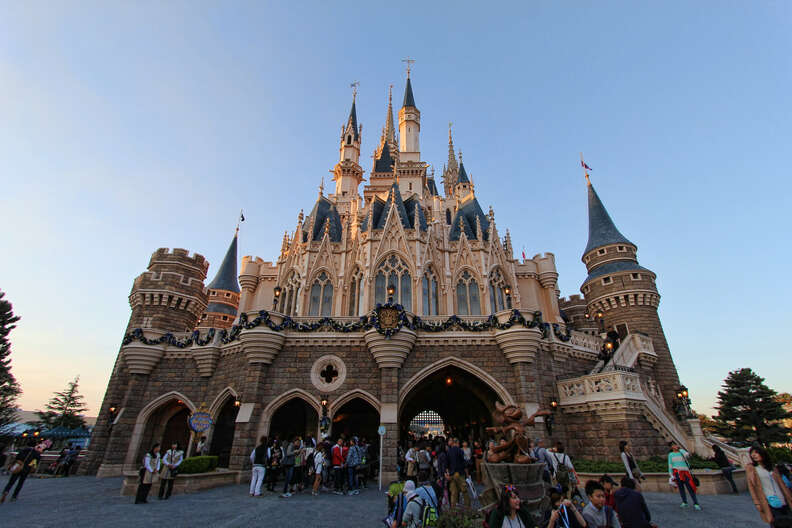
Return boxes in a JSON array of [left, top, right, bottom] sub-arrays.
[[558, 369, 644, 406]]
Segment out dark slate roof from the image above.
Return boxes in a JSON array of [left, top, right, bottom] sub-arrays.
[[205, 302, 238, 316], [302, 196, 343, 242], [402, 78, 416, 108], [584, 183, 634, 255], [449, 196, 490, 241], [360, 196, 385, 232], [457, 162, 470, 184], [403, 195, 428, 231], [426, 177, 439, 196], [347, 99, 359, 141], [585, 260, 651, 282], [207, 234, 240, 293], [374, 141, 395, 173], [375, 184, 411, 230]]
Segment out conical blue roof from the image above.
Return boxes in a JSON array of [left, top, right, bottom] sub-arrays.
[[449, 197, 490, 241], [457, 162, 470, 184], [375, 184, 411, 230], [347, 99, 359, 141], [584, 182, 634, 255], [207, 234, 240, 293], [402, 78, 416, 108], [302, 196, 343, 242], [374, 141, 395, 173], [426, 177, 439, 196]]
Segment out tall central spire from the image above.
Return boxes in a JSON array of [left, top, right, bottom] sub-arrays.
[[384, 84, 397, 149], [584, 178, 634, 256]]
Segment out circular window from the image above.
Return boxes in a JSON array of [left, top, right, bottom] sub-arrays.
[[310, 355, 347, 392]]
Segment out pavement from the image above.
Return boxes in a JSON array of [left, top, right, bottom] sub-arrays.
[[0, 475, 769, 527]]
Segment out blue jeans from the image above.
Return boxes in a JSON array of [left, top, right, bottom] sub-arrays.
[[347, 465, 358, 491], [675, 472, 698, 505], [282, 466, 294, 493]]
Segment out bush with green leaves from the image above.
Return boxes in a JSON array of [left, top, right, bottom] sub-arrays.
[[436, 506, 482, 528], [574, 454, 718, 474], [178, 456, 219, 475], [769, 447, 792, 464]]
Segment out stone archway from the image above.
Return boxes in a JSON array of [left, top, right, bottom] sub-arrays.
[[210, 396, 239, 468], [126, 392, 196, 469]]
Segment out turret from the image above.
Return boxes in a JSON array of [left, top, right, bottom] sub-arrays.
[[199, 232, 241, 330], [453, 152, 473, 199], [127, 248, 209, 332], [333, 91, 364, 212], [442, 126, 459, 196], [398, 73, 421, 162], [580, 177, 681, 409]]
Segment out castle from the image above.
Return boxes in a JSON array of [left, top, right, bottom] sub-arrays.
[[82, 72, 705, 481]]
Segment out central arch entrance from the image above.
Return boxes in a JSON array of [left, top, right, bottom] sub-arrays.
[[210, 397, 239, 468], [269, 398, 319, 442], [399, 364, 507, 444]]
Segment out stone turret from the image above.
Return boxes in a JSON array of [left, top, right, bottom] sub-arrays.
[[127, 248, 209, 333], [580, 178, 681, 408]]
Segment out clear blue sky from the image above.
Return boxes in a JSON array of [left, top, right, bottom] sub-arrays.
[[1, 2, 790, 415]]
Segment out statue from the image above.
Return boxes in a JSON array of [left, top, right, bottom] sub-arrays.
[[485, 402, 551, 463]]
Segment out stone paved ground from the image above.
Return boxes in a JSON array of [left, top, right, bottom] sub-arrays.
[[0, 475, 769, 527]]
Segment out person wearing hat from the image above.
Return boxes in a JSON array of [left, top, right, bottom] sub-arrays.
[[401, 480, 425, 528]]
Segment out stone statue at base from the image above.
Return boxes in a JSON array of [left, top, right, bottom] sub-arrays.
[[485, 402, 551, 463]]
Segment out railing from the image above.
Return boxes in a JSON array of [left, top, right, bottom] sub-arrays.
[[611, 333, 656, 368]]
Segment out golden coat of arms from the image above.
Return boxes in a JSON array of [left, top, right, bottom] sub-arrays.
[[378, 307, 400, 329]]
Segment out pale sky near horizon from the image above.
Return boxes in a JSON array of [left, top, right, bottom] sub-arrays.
[[1, 2, 790, 417]]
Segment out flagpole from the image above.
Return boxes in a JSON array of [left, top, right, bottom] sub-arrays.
[[580, 152, 591, 185]]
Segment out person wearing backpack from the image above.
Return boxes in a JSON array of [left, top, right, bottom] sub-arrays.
[[418, 444, 432, 483], [583, 480, 621, 528], [414, 483, 440, 527], [552, 442, 576, 499], [402, 480, 426, 528]]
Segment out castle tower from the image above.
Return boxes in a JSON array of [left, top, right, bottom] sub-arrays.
[[442, 126, 459, 197], [396, 72, 426, 198], [333, 92, 364, 215], [580, 177, 681, 408], [364, 88, 400, 202], [453, 154, 473, 200], [198, 232, 240, 330], [127, 248, 209, 332]]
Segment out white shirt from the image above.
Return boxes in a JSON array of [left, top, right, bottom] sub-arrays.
[[756, 465, 786, 505], [314, 451, 325, 473], [501, 515, 525, 528], [144, 453, 161, 473], [163, 449, 183, 467]]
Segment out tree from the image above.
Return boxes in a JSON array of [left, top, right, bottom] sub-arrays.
[[713, 368, 792, 446], [35, 376, 88, 429], [695, 412, 718, 435], [0, 290, 22, 434]]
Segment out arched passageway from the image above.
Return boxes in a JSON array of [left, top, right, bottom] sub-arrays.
[[332, 398, 380, 482], [210, 398, 239, 467], [399, 366, 500, 444], [269, 398, 319, 442], [137, 399, 192, 463]]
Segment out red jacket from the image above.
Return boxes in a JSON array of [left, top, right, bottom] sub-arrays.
[[331, 444, 346, 466]]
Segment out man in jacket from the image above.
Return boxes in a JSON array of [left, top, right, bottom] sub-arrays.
[[446, 438, 470, 508], [331, 437, 347, 495], [614, 477, 655, 528], [346, 437, 362, 495], [1, 443, 44, 502]]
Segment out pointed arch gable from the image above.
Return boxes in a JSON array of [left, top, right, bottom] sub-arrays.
[[124, 391, 197, 468], [208, 386, 239, 418], [327, 389, 381, 416], [399, 356, 516, 407], [257, 389, 322, 438]]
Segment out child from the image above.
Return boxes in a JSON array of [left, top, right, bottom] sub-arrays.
[[583, 480, 621, 528]]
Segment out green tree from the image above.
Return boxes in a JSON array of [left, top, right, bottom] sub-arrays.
[[0, 290, 22, 433], [713, 368, 792, 446], [695, 412, 718, 435], [35, 376, 88, 429]]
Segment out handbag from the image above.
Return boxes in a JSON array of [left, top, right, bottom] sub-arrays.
[[10, 449, 35, 475]]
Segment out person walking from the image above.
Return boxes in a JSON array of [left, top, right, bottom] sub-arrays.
[[620, 441, 644, 483], [281, 437, 298, 497], [745, 445, 792, 527], [311, 445, 325, 496], [487, 484, 537, 528], [135, 443, 161, 504], [667, 441, 701, 510], [266, 438, 282, 492], [551, 442, 576, 499], [614, 477, 657, 528], [447, 437, 470, 509], [331, 437, 346, 495], [418, 443, 432, 483], [532, 438, 555, 484], [712, 444, 739, 494], [1, 443, 44, 503], [405, 441, 418, 483], [583, 480, 621, 528], [158, 442, 183, 500], [249, 436, 268, 497], [346, 437, 362, 495]]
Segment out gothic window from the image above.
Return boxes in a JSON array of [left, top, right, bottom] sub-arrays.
[[346, 135, 352, 145], [422, 269, 439, 315], [455, 270, 481, 315], [282, 271, 301, 316], [348, 268, 364, 316], [445, 209, 452, 225], [308, 272, 333, 317], [488, 268, 511, 313], [374, 255, 411, 307]]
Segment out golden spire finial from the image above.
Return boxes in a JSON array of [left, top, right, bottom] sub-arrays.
[[319, 177, 324, 197], [402, 57, 415, 78], [350, 80, 359, 101]]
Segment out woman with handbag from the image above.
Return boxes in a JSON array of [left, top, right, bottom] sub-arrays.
[[745, 446, 792, 527], [158, 442, 183, 500], [405, 441, 418, 482], [1, 443, 43, 503], [667, 441, 701, 510], [135, 443, 161, 504]]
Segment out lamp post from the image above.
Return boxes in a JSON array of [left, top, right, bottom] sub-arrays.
[[674, 385, 692, 420], [504, 286, 512, 309], [273, 286, 282, 311], [319, 395, 330, 439], [108, 404, 119, 433], [387, 284, 396, 304], [545, 400, 558, 435]]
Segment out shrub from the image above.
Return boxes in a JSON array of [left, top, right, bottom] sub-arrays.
[[769, 447, 792, 464], [574, 453, 718, 474], [436, 506, 482, 528], [179, 456, 219, 475]]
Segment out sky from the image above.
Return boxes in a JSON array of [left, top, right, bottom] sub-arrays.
[[1, 2, 790, 417]]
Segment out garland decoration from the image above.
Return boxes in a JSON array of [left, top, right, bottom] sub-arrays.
[[122, 306, 560, 347]]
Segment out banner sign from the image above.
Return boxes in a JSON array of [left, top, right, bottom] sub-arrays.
[[188, 411, 213, 433]]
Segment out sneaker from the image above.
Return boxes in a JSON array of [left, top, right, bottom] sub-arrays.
[[280, 492, 291, 498], [680, 502, 689, 508], [352, 489, 360, 495], [311, 491, 318, 496], [333, 490, 343, 495], [694, 504, 702, 511], [0, 492, 6, 504]]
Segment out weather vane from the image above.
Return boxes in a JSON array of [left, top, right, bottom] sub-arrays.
[[350, 80, 359, 99], [402, 57, 415, 78]]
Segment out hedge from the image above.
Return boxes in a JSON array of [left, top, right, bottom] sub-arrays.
[[574, 454, 719, 474], [179, 456, 219, 475], [769, 447, 792, 464]]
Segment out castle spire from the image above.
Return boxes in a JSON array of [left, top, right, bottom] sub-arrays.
[[207, 231, 240, 294], [584, 177, 634, 256], [447, 123, 458, 172], [385, 84, 397, 148]]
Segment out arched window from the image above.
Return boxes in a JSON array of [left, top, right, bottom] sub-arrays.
[[455, 270, 481, 315], [348, 269, 364, 316], [346, 135, 352, 145], [445, 209, 452, 225], [308, 272, 333, 317], [488, 268, 512, 313], [422, 269, 439, 315], [374, 255, 411, 307], [282, 271, 301, 316]]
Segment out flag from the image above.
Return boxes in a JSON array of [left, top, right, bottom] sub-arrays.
[[522, 248, 526, 260], [240, 210, 245, 222], [581, 160, 592, 171]]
